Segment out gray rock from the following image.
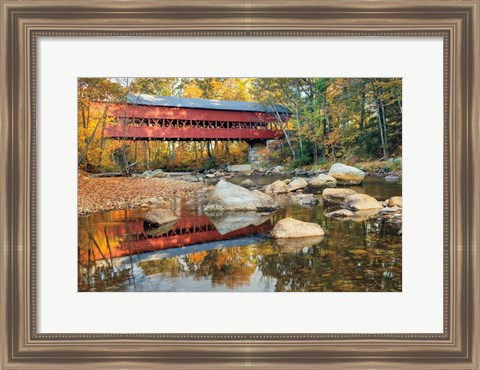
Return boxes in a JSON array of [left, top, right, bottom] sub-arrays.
[[322, 188, 357, 205], [240, 179, 256, 189], [270, 180, 290, 194], [343, 194, 383, 211], [271, 217, 325, 238], [204, 180, 279, 212], [386, 196, 402, 207], [380, 206, 400, 213], [328, 163, 365, 185], [288, 178, 308, 192], [151, 169, 167, 178], [307, 174, 337, 193]]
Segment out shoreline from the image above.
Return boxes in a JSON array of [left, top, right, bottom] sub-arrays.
[[78, 173, 211, 215]]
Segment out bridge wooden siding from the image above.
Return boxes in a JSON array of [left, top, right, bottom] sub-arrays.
[[93, 97, 289, 141]]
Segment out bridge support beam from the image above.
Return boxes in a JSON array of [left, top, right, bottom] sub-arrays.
[[247, 141, 269, 168]]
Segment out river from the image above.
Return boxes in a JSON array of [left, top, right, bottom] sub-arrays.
[[78, 175, 402, 292]]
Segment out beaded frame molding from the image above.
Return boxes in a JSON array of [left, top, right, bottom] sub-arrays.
[[1, 0, 479, 369]]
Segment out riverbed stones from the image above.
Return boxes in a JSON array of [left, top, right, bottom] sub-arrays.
[[288, 178, 308, 192], [271, 217, 325, 238], [343, 193, 383, 211], [322, 188, 357, 206], [307, 174, 337, 193], [143, 208, 179, 226], [204, 180, 279, 212], [328, 163, 365, 185], [386, 196, 403, 207]]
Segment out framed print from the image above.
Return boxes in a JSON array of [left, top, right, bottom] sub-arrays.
[[1, 0, 479, 368]]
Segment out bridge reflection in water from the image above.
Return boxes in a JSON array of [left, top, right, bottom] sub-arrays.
[[78, 209, 274, 265]]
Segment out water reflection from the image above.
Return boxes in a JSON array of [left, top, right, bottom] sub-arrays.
[[78, 176, 402, 292]]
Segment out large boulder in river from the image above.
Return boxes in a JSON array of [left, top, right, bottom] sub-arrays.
[[143, 209, 179, 226], [271, 217, 325, 238], [343, 194, 383, 211], [328, 163, 365, 185], [204, 180, 279, 212], [386, 196, 402, 207], [322, 188, 357, 206], [307, 174, 337, 193], [288, 178, 308, 192]]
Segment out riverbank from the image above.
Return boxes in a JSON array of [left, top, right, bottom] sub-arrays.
[[78, 171, 211, 215]]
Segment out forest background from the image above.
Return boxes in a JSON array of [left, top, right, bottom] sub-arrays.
[[78, 77, 402, 173]]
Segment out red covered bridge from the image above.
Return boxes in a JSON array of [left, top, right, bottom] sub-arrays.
[[96, 94, 290, 142]]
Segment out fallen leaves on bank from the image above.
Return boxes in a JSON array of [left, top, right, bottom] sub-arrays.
[[78, 172, 210, 215]]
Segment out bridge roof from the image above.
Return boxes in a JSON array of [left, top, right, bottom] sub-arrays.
[[126, 94, 291, 114]]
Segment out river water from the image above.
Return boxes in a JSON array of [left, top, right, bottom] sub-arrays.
[[78, 176, 402, 292]]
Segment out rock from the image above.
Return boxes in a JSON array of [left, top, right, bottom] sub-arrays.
[[143, 209, 179, 226], [240, 179, 256, 189], [307, 174, 337, 193], [380, 206, 400, 213], [270, 180, 290, 194], [343, 194, 383, 211], [205, 174, 215, 178], [326, 209, 355, 218], [283, 178, 292, 185], [272, 165, 285, 173], [386, 196, 402, 207], [139, 170, 153, 178], [328, 163, 365, 185], [206, 211, 274, 235], [288, 178, 308, 192], [314, 168, 328, 175], [151, 169, 167, 178], [294, 194, 319, 207], [204, 180, 279, 212], [322, 188, 357, 206], [385, 175, 401, 182], [271, 217, 325, 238]]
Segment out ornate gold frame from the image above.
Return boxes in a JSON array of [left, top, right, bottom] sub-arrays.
[[1, 0, 479, 368]]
